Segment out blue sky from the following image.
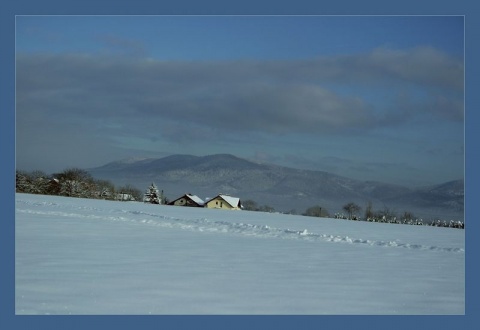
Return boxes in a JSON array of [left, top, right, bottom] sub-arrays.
[[15, 15, 464, 186]]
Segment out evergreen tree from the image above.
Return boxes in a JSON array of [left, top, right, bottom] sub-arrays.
[[29, 170, 50, 195], [144, 183, 161, 204], [16, 170, 51, 195], [16, 170, 31, 193]]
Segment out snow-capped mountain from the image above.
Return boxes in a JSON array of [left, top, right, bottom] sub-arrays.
[[88, 154, 464, 219]]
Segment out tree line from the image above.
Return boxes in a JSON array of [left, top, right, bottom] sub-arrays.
[[329, 201, 463, 229], [16, 169, 463, 229], [16, 168, 143, 201], [244, 199, 463, 229]]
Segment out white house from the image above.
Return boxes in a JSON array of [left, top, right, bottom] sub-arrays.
[[204, 194, 242, 210]]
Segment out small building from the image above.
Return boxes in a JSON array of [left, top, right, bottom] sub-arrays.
[[116, 193, 136, 201], [168, 194, 204, 207], [204, 194, 242, 210]]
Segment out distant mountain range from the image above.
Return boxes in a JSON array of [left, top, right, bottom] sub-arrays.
[[88, 154, 464, 219]]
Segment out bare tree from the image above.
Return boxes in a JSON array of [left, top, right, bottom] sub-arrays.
[[343, 202, 361, 220], [94, 179, 116, 200], [375, 207, 397, 223], [242, 199, 259, 211], [303, 205, 329, 218], [117, 184, 143, 201], [52, 168, 96, 198], [365, 201, 374, 220]]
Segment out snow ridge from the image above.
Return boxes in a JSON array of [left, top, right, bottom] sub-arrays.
[[16, 200, 464, 253]]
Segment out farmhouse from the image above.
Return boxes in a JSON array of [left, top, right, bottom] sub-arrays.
[[168, 194, 204, 207], [204, 194, 242, 210]]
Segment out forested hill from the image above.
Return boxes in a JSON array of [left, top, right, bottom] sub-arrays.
[[88, 154, 464, 219]]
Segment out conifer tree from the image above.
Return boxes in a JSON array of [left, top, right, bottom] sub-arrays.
[[144, 183, 161, 204]]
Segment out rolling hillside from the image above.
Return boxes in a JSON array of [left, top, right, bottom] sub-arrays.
[[88, 154, 464, 219]]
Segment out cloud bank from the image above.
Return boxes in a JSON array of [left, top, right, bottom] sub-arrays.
[[16, 46, 464, 180], [16, 46, 463, 138]]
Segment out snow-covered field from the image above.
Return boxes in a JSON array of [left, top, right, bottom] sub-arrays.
[[15, 193, 465, 315]]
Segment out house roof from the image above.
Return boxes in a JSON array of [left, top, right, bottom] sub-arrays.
[[211, 194, 241, 208], [186, 194, 204, 206], [170, 193, 204, 206]]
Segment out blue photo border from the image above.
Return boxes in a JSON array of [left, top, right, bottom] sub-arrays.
[[1, 1, 477, 329]]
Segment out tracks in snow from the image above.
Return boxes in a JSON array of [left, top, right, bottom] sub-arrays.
[[16, 199, 465, 254]]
